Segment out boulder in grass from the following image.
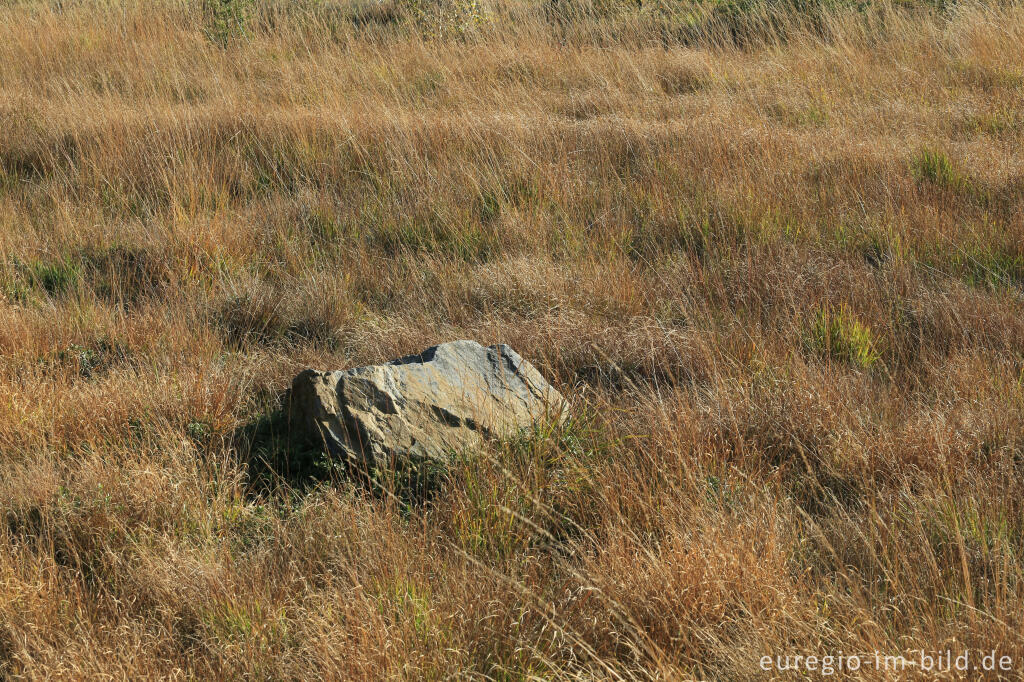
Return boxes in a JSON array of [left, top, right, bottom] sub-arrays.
[[290, 340, 567, 472]]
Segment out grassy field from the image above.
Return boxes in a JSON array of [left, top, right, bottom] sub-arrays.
[[1, 0, 1023, 677]]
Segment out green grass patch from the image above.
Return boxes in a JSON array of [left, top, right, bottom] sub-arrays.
[[948, 243, 1024, 291], [200, 598, 291, 658], [805, 303, 881, 369], [3, 257, 82, 300], [915, 223, 1024, 292], [910, 147, 994, 208], [32, 259, 81, 296], [912, 147, 964, 189]]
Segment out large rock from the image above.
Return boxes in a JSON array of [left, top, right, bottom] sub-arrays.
[[290, 340, 567, 471]]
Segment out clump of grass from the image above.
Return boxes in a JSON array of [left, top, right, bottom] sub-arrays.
[[370, 218, 502, 262], [911, 147, 968, 190], [952, 243, 1024, 290], [910, 147, 993, 207], [767, 101, 829, 127], [0, 268, 33, 304], [441, 428, 566, 557], [205, 0, 255, 45], [21, 258, 81, 297], [805, 303, 882, 369], [403, 0, 488, 38], [82, 245, 171, 305], [956, 109, 1023, 138], [55, 340, 120, 379], [475, 190, 501, 224], [833, 224, 905, 267], [657, 61, 715, 95]]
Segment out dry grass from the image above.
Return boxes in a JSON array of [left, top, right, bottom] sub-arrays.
[[1, 0, 1023, 678]]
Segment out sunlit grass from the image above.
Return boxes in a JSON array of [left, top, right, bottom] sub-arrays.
[[0, 0, 1022, 678]]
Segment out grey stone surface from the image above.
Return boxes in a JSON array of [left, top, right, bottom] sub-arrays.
[[290, 340, 567, 471]]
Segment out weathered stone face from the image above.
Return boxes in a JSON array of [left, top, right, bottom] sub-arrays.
[[290, 340, 567, 471]]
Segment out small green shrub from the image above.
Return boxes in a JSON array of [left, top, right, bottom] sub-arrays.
[[205, 0, 255, 45], [58, 342, 109, 379], [187, 420, 214, 445], [805, 303, 881, 369], [403, 0, 487, 38]]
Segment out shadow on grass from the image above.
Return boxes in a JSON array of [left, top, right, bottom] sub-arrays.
[[233, 390, 341, 497]]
